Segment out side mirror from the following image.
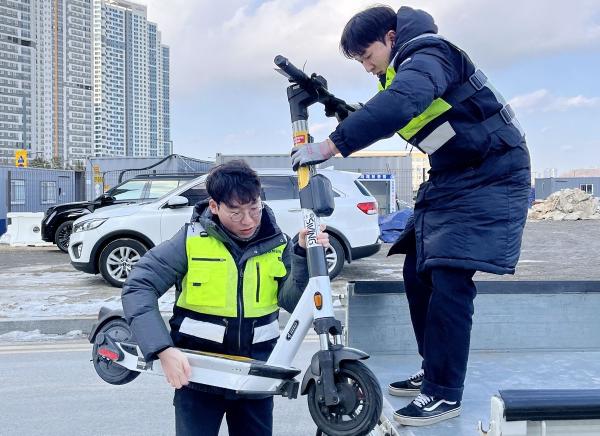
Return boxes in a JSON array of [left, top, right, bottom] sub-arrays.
[[167, 196, 189, 208], [100, 193, 115, 204]]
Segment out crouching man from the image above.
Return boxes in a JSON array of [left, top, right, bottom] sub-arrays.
[[122, 160, 329, 436]]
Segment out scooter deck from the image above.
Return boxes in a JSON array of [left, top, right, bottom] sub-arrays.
[[179, 347, 302, 380], [180, 348, 256, 362]]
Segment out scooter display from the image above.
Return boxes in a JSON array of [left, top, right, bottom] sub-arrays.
[[88, 55, 383, 436]]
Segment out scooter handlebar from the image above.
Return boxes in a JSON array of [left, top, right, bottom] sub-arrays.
[[275, 55, 358, 119], [274, 55, 311, 85]]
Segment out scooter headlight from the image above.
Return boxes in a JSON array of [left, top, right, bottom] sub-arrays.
[[72, 218, 107, 233]]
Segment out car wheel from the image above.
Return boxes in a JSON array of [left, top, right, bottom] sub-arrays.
[[99, 239, 147, 288], [326, 235, 345, 279], [54, 220, 74, 253]]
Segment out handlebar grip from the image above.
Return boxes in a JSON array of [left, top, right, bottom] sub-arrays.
[[274, 55, 310, 84]]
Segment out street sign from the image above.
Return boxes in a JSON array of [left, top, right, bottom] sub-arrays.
[[93, 164, 102, 183], [15, 149, 28, 167]]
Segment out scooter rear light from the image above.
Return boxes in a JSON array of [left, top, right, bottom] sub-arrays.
[[98, 347, 119, 361], [357, 201, 378, 215]]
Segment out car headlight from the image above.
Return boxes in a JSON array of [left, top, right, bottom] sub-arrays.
[[72, 218, 107, 233], [45, 211, 57, 224]]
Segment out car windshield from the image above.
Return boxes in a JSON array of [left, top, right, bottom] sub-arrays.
[[147, 179, 180, 199], [105, 180, 146, 201], [151, 177, 206, 204]]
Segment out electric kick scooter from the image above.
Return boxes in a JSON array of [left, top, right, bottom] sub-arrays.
[[88, 55, 384, 436]]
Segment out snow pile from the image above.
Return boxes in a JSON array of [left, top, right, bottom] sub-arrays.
[[529, 189, 600, 221]]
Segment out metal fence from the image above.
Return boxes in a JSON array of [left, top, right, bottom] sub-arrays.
[[86, 154, 213, 200]]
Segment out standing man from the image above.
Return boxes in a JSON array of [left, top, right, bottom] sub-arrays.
[[291, 5, 531, 427], [122, 160, 329, 435]]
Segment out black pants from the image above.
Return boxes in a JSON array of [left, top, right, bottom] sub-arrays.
[[403, 252, 477, 402], [174, 387, 274, 436]]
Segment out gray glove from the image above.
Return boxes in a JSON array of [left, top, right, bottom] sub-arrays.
[[291, 140, 336, 171]]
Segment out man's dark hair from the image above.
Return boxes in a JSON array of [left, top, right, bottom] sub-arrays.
[[206, 160, 261, 207], [340, 5, 397, 59]]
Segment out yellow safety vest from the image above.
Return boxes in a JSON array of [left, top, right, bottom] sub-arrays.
[[378, 64, 452, 144], [176, 224, 287, 318]]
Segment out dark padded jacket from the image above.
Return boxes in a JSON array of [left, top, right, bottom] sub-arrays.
[[330, 7, 531, 274]]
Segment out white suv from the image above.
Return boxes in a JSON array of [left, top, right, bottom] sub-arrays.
[[69, 169, 381, 287]]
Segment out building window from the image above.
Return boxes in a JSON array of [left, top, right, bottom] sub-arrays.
[[10, 179, 25, 204], [580, 184, 594, 195], [41, 181, 57, 204]]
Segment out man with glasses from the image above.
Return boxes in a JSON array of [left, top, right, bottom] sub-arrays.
[[122, 160, 329, 436]]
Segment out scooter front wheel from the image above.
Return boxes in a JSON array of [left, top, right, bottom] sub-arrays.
[[92, 318, 139, 385], [308, 360, 382, 436]]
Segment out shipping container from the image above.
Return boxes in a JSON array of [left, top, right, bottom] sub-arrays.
[[535, 177, 600, 200], [0, 166, 79, 235]]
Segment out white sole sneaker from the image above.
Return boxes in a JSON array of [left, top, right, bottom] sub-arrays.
[[393, 406, 461, 426], [388, 386, 420, 397]]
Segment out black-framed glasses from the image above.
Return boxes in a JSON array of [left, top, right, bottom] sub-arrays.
[[221, 201, 263, 222]]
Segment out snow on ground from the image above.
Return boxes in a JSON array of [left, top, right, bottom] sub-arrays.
[[0, 329, 86, 342], [3, 220, 600, 320], [0, 244, 353, 318], [0, 263, 175, 318]]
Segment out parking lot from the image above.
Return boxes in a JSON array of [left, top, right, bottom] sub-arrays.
[[1, 219, 600, 323]]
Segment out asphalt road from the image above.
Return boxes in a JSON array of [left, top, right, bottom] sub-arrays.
[[0, 338, 323, 436]]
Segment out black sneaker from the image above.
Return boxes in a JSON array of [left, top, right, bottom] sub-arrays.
[[394, 393, 461, 426], [388, 369, 424, 397]]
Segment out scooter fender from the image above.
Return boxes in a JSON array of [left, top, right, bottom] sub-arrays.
[[300, 346, 369, 395], [87, 306, 126, 343]]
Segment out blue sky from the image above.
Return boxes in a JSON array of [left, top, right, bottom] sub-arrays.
[[144, 0, 600, 175]]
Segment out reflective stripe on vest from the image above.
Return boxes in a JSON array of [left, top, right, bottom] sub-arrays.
[[177, 223, 287, 318], [378, 64, 452, 144], [377, 33, 521, 152]]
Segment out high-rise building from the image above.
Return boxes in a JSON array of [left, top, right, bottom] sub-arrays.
[[93, 0, 170, 158], [33, 0, 51, 162], [0, 0, 35, 166], [33, 0, 94, 168], [1, 0, 170, 166], [160, 44, 171, 155]]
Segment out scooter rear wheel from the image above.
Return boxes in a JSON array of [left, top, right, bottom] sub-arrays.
[[308, 360, 382, 436], [92, 318, 139, 385]]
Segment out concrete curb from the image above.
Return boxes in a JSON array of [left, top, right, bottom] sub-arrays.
[[0, 309, 346, 336]]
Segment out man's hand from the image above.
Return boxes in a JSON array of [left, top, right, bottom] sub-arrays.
[[158, 347, 191, 389], [298, 224, 330, 249], [291, 139, 338, 171]]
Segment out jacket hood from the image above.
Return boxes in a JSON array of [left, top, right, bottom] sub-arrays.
[[192, 199, 210, 221], [393, 6, 438, 55]]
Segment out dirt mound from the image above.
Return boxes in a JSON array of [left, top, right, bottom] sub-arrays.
[[529, 188, 600, 221]]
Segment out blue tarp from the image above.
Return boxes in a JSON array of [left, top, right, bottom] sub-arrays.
[[378, 208, 413, 243], [529, 187, 536, 208]]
